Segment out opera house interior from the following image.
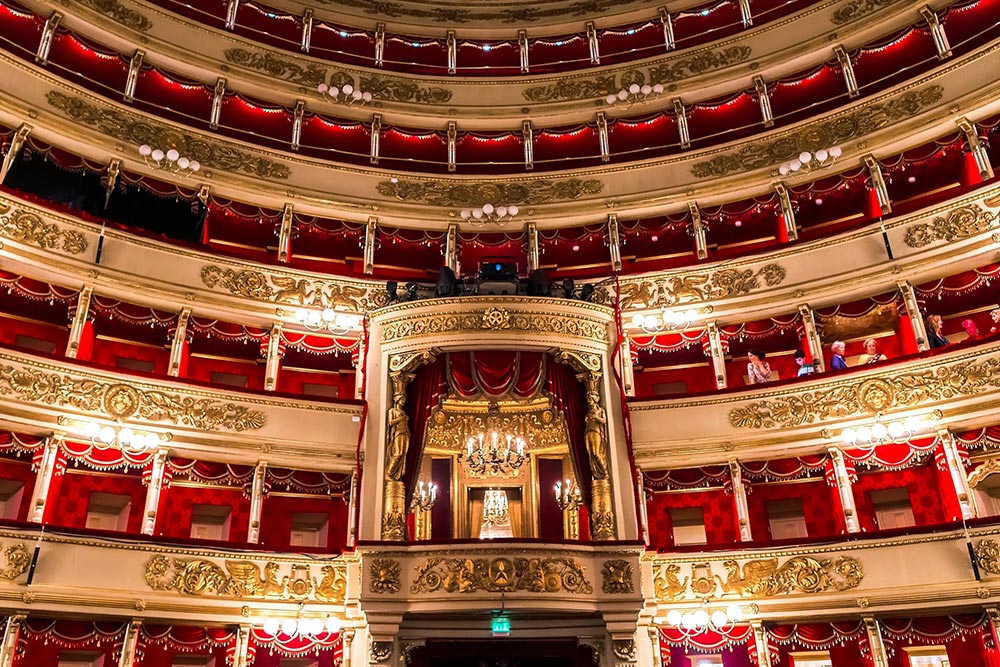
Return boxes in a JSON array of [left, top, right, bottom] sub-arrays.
[[1, 0, 1000, 664]]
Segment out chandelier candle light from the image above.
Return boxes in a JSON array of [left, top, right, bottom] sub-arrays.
[[631, 308, 702, 333], [262, 605, 342, 638], [778, 146, 841, 175], [138, 145, 200, 174], [80, 420, 162, 451], [462, 431, 526, 477], [317, 82, 372, 105], [295, 308, 362, 334], [841, 413, 935, 448], [460, 203, 519, 224], [659, 601, 744, 634]]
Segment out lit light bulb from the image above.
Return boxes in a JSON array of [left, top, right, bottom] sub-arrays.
[[789, 160, 802, 172], [177, 157, 190, 169], [842, 428, 856, 445], [151, 149, 165, 161], [461, 209, 472, 219], [711, 611, 728, 628], [83, 421, 101, 439], [281, 619, 297, 636], [117, 427, 134, 445], [99, 427, 116, 444], [362, 92, 373, 102], [605, 94, 617, 105], [653, 84, 664, 94], [693, 609, 709, 627], [726, 604, 742, 621], [681, 613, 696, 630], [138, 144, 152, 157], [666, 610, 683, 626], [856, 426, 871, 443], [342, 84, 354, 95], [815, 148, 828, 161], [830, 146, 842, 158], [322, 308, 336, 322], [631, 314, 645, 328], [325, 616, 342, 633], [307, 311, 322, 325], [166, 149, 180, 162], [888, 421, 905, 439], [329, 86, 340, 98], [641, 84, 652, 95], [628, 83, 640, 94], [317, 83, 329, 94], [508, 205, 519, 216], [482, 203, 495, 215], [295, 308, 309, 323], [798, 151, 812, 163], [871, 422, 888, 441], [617, 90, 628, 101], [495, 206, 508, 218], [189, 161, 201, 172], [263, 618, 280, 636]]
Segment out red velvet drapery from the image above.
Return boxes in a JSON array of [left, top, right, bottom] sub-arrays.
[[545, 355, 591, 505], [403, 356, 448, 500], [447, 351, 545, 399]]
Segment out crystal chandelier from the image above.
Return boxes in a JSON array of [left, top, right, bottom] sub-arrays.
[[482, 488, 510, 526], [79, 420, 163, 451], [659, 602, 743, 634], [554, 479, 583, 511], [841, 413, 935, 449], [778, 146, 841, 175], [462, 431, 526, 477], [294, 308, 362, 333]]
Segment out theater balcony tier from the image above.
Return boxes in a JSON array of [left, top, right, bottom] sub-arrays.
[[16, 0, 953, 119], [0, 345, 362, 467], [1, 26, 998, 218]]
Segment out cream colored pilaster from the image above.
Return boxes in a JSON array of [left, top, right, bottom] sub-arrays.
[[775, 182, 797, 240], [232, 625, 251, 667], [834, 45, 859, 98], [66, 286, 93, 359], [264, 323, 283, 391], [797, 304, 825, 373], [247, 461, 268, 544], [29, 436, 61, 523], [141, 449, 168, 536], [729, 460, 752, 542], [647, 625, 662, 667], [168, 307, 191, 377], [0, 615, 25, 667], [938, 428, 978, 519], [751, 621, 773, 667], [522, 120, 534, 169], [607, 213, 622, 272], [920, 5, 952, 58], [863, 616, 890, 667], [689, 203, 707, 260], [829, 447, 860, 533], [210, 78, 226, 129], [277, 203, 294, 262], [706, 322, 728, 390], [898, 281, 929, 351], [619, 336, 635, 397], [958, 117, 994, 181], [526, 222, 541, 273], [36, 12, 61, 64], [117, 620, 141, 667], [355, 336, 366, 399], [864, 155, 892, 216], [370, 114, 382, 165], [444, 223, 459, 272], [363, 216, 377, 275], [0, 123, 31, 183]]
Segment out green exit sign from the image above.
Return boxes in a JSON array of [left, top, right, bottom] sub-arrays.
[[491, 614, 510, 636]]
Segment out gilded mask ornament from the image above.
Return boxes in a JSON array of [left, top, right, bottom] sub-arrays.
[[369, 558, 401, 594], [601, 559, 634, 594], [410, 556, 592, 594]]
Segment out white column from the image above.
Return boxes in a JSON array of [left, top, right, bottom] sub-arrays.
[[863, 617, 890, 667], [142, 449, 168, 535], [117, 620, 141, 667], [343, 629, 355, 667], [898, 280, 929, 351], [828, 447, 860, 533], [232, 625, 251, 667], [374, 23, 385, 66], [522, 120, 534, 170], [0, 615, 25, 667], [689, 203, 707, 260], [28, 436, 61, 523], [247, 461, 268, 543], [647, 625, 662, 667], [674, 99, 690, 148], [65, 286, 93, 359], [797, 305, 825, 373], [277, 203, 294, 262], [363, 216, 377, 275], [446, 30, 457, 73], [938, 429, 977, 520], [346, 470, 358, 548], [518, 30, 529, 72], [958, 117, 994, 181], [619, 336, 635, 397], [729, 460, 752, 542], [706, 322, 728, 390], [751, 621, 773, 667], [264, 323, 283, 392], [168, 307, 191, 377]]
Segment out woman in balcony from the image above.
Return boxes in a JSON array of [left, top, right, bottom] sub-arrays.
[[746, 349, 772, 385], [926, 314, 950, 349], [830, 341, 849, 370], [858, 338, 887, 365]]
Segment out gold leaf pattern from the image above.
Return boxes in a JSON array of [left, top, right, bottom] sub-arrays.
[[903, 205, 996, 247], [617, 264, 786, 310], [0, 208, 88, 255], [200, 265, 374, 312], [411, 556, 592, 594], [377, 178, 603, 207], [76, 0, 153, 31], [830, 0, 901, 24]]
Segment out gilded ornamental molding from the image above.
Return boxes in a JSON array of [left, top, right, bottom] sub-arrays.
[[903, 205, 997, 248], [200, 265, 378, 313], [0, 361, 266, 431], [975, 539, 1000, 575], [0, 543, 31, 581], [369, 558, 401, 594], [691, 86, 944, 178], [376, 178, 603, 207], [601, 559, 634, 594], [728, 353, 1000, 429], [45, 91, 291, 180], [144, 554, 347, 602], [0, 203, 88, 255], [74, 0, 153, 31], [652, 555, 863, 601], [522, 46, 752, 103], [616, 264, 786, 310], [830, 0, 902, 24], [410, 556, 593, 594], [379, 303, 610, 343], [302, 0, 654, 23], [224, 48, 453, 104]]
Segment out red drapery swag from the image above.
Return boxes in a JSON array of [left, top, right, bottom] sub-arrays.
[[447, 351, 545, 399]]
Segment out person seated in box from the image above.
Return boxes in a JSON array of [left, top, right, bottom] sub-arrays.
[[858, 338, 887, 365], [925, 314, 950, 349], [794, 349, 815, 377], [746, 348, 772, 385], [830, 341, 849, 370]]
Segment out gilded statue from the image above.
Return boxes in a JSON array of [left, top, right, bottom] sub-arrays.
[[584, 390, 609, 480], [385, 375, 409, 482]]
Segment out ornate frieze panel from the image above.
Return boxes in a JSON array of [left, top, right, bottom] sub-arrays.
[[691, 86, 943, 178], [144, 554, 347, 602], [224, 48, 453, 103], [0, 543, 31, 581], [903, 205, 997, 247], [617, 264, 786, 310], [728, 356, 1000, 429], [74, 0, 152, 31], [200, 265, 379, 313], [0, 363, 266, 431], [830, 0, 902, 24], [369, 558, 401, 594], [652, 555, 863, 602], [522, 46, 752, 103], [0, 203, 88, 255], [45, 91, 291, 179], [302, 0, 655, 23], [376, 178, 603, 206], [410, 556, 593, 594], [602, 559, 634, 594]]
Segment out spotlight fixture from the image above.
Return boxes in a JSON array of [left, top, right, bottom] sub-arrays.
[[778, 146, 841, 175], [460, 203, 520, 225], [79, 420, 163, 451], [605, 83, 664, 106], [138, 145, 200, 175], [295, 308, 363, 334], [317, 82, 372, 105]]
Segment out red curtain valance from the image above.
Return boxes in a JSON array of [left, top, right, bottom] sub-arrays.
[[20, 618, 128, 647], [767, 621, 866, 649], [739, 455, 828, 481], [659, 625, 753, 650], [250, 628, 342, 659], [880, 613, 988, 644], [280, 331, 360, 356], [844, 436, 939, 470], [90, 296, 176, 329], [188, 317, 268, 342], [167, 458, 255, 487], [644, 466, 729, 490], [267, 467, 352, 495], [916, 263, 1000, 300], [630, 330, 706, 354], [0, 270, 77, 303], [447, 351, 546, 400], [815, 290, 900, 319], [61, 439, 153, 471]]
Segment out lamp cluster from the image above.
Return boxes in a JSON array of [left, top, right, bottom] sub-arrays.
[[841, 414, 927, 448], [460, 203, 520, 224], [778, 146, 842, 175], [295, 308, 362, 333], [605, 83, 664, 106], [553, 478, 582, 511], [410, 480, 438, 511], [261, 615, 342, 637], [630, 308, 701, 332], [658, 603, 744, 633], [462, 431, 526, 478], [80, 421, 162, 451], [317, 82, 373, 105], [138, 145, 201, 174]]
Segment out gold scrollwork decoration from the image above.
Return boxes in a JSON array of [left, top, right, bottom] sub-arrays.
[[729, 356, 1000, 429], [903, 205, 997, 248], [522, 46, 751, 103], [0, 543, 31, 580], [306, 0, 663, 23], [377, 178, 602, 207], [46, 91, 290, 180], [612, 639, 637, 662], [0, 364, 265, 431], [410, 556, 592, 594], [601, 559, 634, 594], [382, 310, 608, 343], [201, 265, 374, 312], [0, 207, 88, 255], [831, 0, 902, 24], [976, 539, 1000, 575], [75, 0, 153, 30], [618, 264, 785, 310], [969, 458, 1000, 488], [691, 86, 943, 178], [143, 555, 345, 601], [369, 558, 401, 594], [481, 306, 511, 330], [653, 563, 689, 600], [370, 641, 393, 664]]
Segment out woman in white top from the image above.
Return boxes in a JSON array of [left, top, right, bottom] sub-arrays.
[[746, 349, 771, 385]]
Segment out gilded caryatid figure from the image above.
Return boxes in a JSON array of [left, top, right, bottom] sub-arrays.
[[385, 403, 409, 482], [584, 388, 610, 480], [382, 372, 411, 540]]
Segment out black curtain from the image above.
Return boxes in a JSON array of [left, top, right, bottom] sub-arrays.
[[105, 182, 206, 244], [4, 153, 103, 212]]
